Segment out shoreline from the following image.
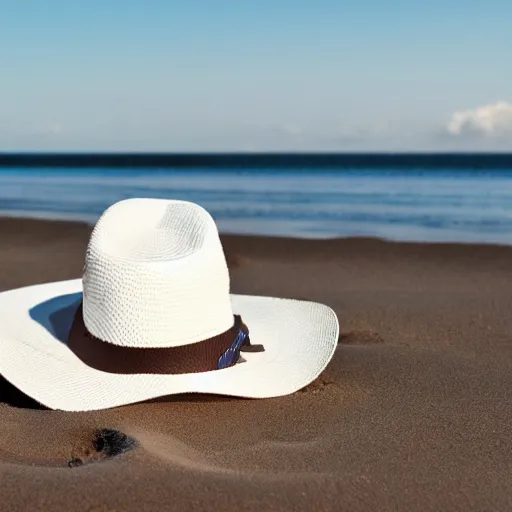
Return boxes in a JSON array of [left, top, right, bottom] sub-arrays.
[[2, 166, 512, 246], [2, 214, 512, 250]]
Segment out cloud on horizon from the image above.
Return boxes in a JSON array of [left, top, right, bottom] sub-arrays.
[[2, 106, 512, 152], [447, 102, 512, 138]]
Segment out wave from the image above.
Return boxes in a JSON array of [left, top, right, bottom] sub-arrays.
[[1, 167, 512, 244]]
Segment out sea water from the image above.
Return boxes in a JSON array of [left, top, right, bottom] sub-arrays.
[[1, 158, 512, 244]]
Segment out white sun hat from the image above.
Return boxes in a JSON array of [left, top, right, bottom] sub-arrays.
[[0, 198, 339, 411]]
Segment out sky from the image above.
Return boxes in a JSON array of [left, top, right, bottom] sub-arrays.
[[0, 0, 511, 152]]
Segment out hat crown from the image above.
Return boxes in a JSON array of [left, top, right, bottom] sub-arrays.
[[82, 199, 233, 348]]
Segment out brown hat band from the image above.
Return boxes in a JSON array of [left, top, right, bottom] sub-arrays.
[[67, 304, 262, 375]]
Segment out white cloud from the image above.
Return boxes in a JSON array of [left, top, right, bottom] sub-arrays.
[[447, 101, 512, 137]]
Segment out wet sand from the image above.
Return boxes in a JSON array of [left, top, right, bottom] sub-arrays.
[[1, 217, 512, 511]]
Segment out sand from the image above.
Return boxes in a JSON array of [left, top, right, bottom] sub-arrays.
[[1, 217, 512, 511]]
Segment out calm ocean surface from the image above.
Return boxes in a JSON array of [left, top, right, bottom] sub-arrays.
[[1, 157, 512, 244]]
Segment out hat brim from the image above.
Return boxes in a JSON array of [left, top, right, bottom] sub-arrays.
[[0, 279, 339, 411]]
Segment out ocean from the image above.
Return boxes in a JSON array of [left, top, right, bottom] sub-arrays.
[[1, 153, 512, 245]]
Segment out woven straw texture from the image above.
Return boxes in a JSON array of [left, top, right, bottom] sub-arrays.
[[0, 280, 338, 411], [0, 198, 339, 411], [83, 199, 233, 347]]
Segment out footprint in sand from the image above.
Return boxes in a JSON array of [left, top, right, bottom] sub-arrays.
[[1, 377, 137, 467], [67, 429, 138, 468]]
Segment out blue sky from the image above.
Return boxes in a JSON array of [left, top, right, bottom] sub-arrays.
[[1, 1, 511, 151]]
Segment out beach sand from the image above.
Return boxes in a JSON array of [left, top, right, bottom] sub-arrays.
[[1, 217, 512, 511]]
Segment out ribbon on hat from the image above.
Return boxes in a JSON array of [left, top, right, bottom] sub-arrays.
[[67, 303, 264, 375]]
